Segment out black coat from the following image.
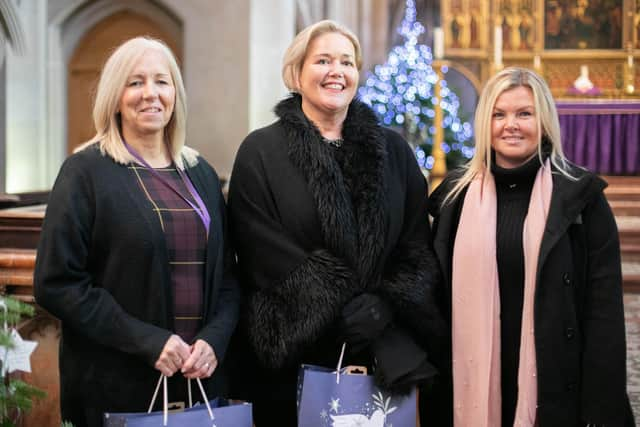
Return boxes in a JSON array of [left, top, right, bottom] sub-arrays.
[[34, 145, 240, 426], [428, 163, 635, 426], [227, 95, 446, 411]]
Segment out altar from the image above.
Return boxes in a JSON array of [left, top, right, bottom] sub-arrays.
[[556, 101, 640, 175]]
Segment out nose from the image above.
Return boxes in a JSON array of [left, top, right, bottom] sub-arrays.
[[505, 116, 519, 130], [329, 62, 344, 79], [142, 81, 158, 99]]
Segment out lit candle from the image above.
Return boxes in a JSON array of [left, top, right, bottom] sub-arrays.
[[533, 55, 541, 70], [494, 26, 503, 67], [433, 27, 444, 59], [628, 54, 634, 68], [580, 65, 588, 78]]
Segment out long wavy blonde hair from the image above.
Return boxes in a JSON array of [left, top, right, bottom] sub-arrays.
[[75, 36, 197, 169], [444, 67, 574, 204]]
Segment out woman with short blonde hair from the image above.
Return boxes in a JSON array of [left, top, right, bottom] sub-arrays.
[[281, 19, 363, 92], [229, 20, 444, 426]]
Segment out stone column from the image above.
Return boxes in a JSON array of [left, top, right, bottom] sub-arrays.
[[5, 0, 50, 193]]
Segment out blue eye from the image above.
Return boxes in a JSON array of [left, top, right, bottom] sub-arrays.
[[128, 81, 143, 87]]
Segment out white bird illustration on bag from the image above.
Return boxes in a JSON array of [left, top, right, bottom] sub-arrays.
[[330, 408, 385, 427]]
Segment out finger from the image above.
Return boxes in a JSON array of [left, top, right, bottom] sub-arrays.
[[182, 340, 211, 372]]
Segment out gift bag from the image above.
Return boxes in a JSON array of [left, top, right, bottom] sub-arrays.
[[104, 375, 252, 427], [297, 344, 417, 427]]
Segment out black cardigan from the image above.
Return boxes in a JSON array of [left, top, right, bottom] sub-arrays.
[[228, 95, 446, 397], [34, 144, 240, 422]]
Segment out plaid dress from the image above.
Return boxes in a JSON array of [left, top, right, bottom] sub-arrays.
[[130, 164, 207, 343]]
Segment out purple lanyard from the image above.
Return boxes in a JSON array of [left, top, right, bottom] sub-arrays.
[[125, 142, 210, 236]]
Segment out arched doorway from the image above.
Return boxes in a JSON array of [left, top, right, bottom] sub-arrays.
[[67, 10, 182, 153]]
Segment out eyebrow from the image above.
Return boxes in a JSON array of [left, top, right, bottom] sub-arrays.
[[311, 53, 355, 59], [493, 105, 534, 111], [127, 73, 171, 79]]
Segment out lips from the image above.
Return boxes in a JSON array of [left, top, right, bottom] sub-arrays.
[[322, 82, 345, 90], [140, 106, 162, 113]]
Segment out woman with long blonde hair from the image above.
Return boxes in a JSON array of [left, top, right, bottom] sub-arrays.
[[428, 67, 634, 426]]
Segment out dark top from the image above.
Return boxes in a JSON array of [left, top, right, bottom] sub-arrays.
[[34, 144, 240, 427], [491, 155, 541, 426], [134, 164, 206, 343]]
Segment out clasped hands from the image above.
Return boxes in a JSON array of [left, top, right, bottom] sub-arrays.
[[341, 293, 438, 394], [154, 334, 217, 379]]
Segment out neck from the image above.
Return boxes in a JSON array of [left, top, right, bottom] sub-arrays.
[[301, 101, 346, 140], [124, 131, 171, 168]]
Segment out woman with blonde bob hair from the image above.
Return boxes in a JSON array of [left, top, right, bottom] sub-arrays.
[[228, 19, 445, 426], [35, 36, 239, 427], [428, 67, 634, 426]]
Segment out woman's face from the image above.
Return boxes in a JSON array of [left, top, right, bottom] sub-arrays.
[[118, 49, 175, 141], [297, 32, 358, 122], [491, 85, 540, 169]]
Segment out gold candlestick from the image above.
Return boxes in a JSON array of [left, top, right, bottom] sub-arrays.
[[430, 61, 447, 190]]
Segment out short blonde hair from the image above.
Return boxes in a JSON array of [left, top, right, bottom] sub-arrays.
[[282, 20, 362, 92], [76, 36, 197, 169], [445, 67, 574, 203]]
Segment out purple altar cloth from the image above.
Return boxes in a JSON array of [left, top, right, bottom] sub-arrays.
[[557, 101, 640, 175]]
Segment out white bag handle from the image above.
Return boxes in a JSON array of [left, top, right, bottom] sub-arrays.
[[148, 374, 214, 426], [335, 342, 346, 384]]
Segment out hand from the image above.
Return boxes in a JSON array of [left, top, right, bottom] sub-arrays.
[[155, 335, 191, 377], [341, 293, 393, 353], [181, 339, 218, 379]]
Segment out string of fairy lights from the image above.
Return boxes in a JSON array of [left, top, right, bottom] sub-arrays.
[[358, 0, 474, 170]]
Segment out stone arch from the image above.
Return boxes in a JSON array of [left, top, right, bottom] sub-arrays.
[[46, 0, 183, 170]]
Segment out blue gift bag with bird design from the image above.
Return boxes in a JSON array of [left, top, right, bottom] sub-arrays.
[[103, 375, 252, 427], [297, 345, 417, 427]]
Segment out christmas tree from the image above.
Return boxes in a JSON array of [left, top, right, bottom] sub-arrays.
[[0, 297, 44, 427], [358, 0, 474, 170]]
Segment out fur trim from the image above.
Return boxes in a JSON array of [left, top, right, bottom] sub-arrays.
[[246, 249, 358, 369], [275, 95, 388, 285]]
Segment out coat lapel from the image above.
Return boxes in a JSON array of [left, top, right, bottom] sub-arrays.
[[275, 95, 388, 283], [536, 168, 606, 273]]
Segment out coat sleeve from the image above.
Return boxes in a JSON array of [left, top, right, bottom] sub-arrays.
[[34, 156, 171, 366], [374, 140, 447, 362], [228, 137, 360, 370], [194, 171, 240, 362], [580, 191, 631, 424]]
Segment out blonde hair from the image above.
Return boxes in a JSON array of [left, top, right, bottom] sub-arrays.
[[444, 67, 574, 204], [76, 36, 197, 169], [282, 20, 362, 92]]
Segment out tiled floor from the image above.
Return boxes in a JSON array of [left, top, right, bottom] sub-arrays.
[[625, 293, 640, 420]]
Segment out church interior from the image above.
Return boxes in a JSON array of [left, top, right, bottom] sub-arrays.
[[0, 0, 638, 425]]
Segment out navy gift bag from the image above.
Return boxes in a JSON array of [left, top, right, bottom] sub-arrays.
[[297, 344, 417, 427], [103, 375, 252, 427]]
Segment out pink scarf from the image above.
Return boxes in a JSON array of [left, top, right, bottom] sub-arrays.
[[451, 160, 552, 427]]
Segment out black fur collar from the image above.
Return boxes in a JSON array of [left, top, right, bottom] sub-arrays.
[[274, 94, 389, 286]]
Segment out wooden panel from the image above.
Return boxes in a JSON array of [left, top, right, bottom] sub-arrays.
[[0, 205, 45, 250]]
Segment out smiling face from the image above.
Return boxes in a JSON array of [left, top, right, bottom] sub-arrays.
[[297, 32, 358, 124], [491, 85, 540, 169], [118, 49, 175, 142]]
